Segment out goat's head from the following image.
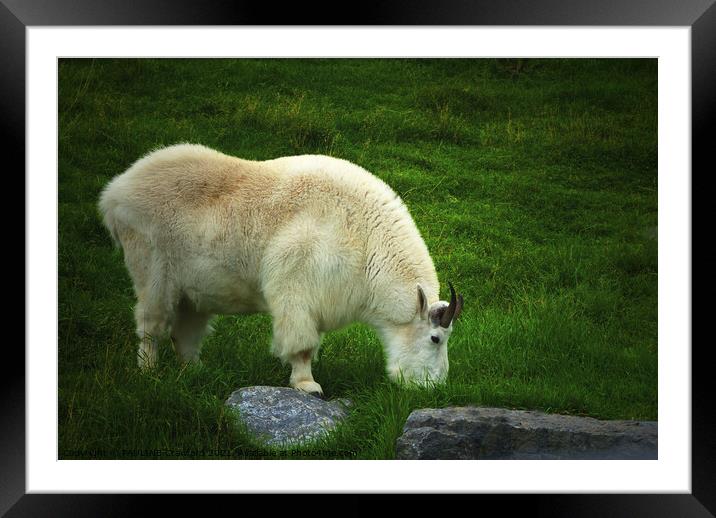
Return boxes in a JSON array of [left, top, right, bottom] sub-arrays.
[[381, 282, 463, 387]]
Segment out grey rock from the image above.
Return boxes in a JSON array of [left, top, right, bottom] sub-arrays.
[[396, 407, 657, 460], [225, 386, 351, 447]]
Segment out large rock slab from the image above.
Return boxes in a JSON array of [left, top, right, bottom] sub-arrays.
[[225, 386, 351, 447], [396, 407, 657, 460]]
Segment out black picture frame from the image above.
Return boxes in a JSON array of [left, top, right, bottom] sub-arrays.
[[7, 0, 709, 515]]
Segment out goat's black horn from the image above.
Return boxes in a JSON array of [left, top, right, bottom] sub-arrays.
[[440, 282, 458, 328]]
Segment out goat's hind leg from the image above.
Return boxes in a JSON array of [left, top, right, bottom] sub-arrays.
[[171, 297, 212, 365], [113, 225, 178, 370], [135, 298, 165, 369], [134, 255, 179, 370]]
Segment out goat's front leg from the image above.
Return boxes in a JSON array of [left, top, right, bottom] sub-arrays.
[[288, 349, 323, 398], [269, 310, 324, 397]]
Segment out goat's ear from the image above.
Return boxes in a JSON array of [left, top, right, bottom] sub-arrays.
[[416, 284, 428, 320]]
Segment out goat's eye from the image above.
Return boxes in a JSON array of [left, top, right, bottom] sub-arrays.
[[431, 335, 440, 344]]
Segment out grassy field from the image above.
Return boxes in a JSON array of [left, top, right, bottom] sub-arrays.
[[58, 58, 657, 459]]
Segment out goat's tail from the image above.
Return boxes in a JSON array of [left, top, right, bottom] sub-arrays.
[[98, 179, 126, 248]]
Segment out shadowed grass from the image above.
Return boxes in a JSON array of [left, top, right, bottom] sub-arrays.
[[59, 58, 657, 459]]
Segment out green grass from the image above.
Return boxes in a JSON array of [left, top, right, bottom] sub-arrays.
[[58, 58, 658, 459]]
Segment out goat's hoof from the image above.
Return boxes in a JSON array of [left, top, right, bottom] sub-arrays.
[[137, 352, 158, 371], [293, 380, 324, 399]]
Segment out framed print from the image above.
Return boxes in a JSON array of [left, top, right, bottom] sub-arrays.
[[9, 0, 710, 514]]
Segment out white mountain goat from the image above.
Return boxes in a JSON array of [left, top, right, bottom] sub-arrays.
[[99, 144, 463, 396]]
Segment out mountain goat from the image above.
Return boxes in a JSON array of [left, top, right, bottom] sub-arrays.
[[99, 144, 463, 396]]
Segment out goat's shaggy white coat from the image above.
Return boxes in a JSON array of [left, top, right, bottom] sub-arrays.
[[99, 144, 458, 393]]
